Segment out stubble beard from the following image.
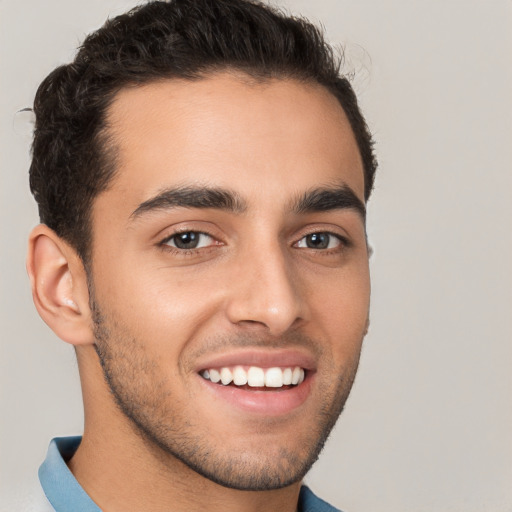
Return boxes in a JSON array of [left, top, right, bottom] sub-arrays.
[[91, 299, 362, 491]]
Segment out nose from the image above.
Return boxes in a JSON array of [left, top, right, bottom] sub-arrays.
[[225, 243, 305, 336]]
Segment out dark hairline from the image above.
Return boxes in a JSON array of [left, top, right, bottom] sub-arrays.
[[85, 69, 368, 265], [30, 0, 377, 265]]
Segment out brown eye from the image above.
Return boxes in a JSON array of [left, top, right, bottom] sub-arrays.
[[163, 231, 213, 250]]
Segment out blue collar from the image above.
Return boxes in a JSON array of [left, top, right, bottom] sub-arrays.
[[299, 486, 342, 512], [39, 437, 101, 511], [39, 436, 340, 511]]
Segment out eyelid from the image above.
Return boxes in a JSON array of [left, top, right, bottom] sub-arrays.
[[161, 231, 214, 248], [293, 223, 351, 243], [155, 220, 220, 243], [294, 231, 347, 250]]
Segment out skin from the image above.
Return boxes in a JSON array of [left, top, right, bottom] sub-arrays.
[[28, 73, 370, 512]]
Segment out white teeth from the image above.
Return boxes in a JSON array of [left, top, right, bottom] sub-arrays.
[[209, 368, 221, 383], [247, 366, 265, 387], [201, 365, 306, 388], [265, 367, 283, 387], [233, 366, 248, 386], [220, 367, 233, 385]]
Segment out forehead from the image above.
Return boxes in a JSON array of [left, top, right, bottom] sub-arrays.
[[100, 73, 364, 214]]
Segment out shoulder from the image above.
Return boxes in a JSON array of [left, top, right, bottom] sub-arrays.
[[300, 485, 344, 512]]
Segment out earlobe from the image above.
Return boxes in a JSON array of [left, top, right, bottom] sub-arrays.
[[27, 225, 94, 346], [363, 317, 370, 336]]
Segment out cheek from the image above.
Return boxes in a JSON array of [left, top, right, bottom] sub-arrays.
[[93, 259, 225, 353], [306, 263, 370, 357]]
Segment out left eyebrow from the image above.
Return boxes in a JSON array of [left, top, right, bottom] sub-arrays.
[[291, 184, 366, 220]]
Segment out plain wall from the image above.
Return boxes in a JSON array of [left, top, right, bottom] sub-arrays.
[[1, 0, 511, 510]]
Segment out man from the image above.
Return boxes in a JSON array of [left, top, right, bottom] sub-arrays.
[[25, 0, 376, 510]]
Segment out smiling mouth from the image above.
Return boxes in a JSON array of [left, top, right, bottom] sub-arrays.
[[200, 366, 306, 389]]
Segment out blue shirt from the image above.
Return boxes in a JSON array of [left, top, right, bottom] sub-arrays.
[[39, 437, 342, 511]]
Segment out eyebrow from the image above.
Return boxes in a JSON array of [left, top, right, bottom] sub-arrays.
[[292, 184, 366, 220], [130, 185, 247, 219], [130, 182, 365, 221]]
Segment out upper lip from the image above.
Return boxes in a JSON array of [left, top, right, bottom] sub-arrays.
[[194, 348, 317, 373]]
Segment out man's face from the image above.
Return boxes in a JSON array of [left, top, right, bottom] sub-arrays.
[[88, 73, 370, 490]]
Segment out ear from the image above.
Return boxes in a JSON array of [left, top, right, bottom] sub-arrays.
[[27, 224, 95, 346], [364, 316, 370, 336]]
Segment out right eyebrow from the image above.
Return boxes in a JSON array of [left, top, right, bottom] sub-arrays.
[[130, 185, 247, 220]]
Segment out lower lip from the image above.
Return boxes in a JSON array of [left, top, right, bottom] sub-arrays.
[[198, 374, 314, 416]]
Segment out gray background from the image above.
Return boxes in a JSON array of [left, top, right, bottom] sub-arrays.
[[1, 0, 511, 510]]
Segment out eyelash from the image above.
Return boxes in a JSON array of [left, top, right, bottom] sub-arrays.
[[159, 230, 218, 255], [294, 231, 350, 252], [158, 229, 350, 256]]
